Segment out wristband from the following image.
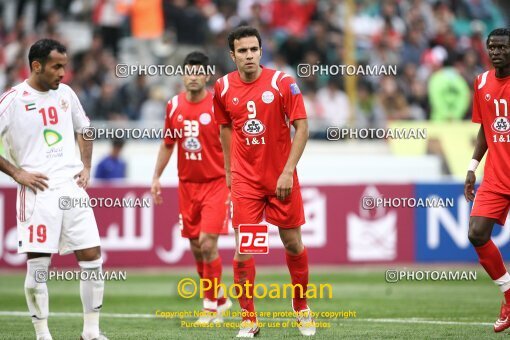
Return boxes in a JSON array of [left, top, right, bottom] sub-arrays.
[[468, 159, 479, 172]]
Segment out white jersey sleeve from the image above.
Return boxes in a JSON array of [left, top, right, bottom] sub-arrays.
[[0, 88, 18, 136], [63, 84, 90, 133]]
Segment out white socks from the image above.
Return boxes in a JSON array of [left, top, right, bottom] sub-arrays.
[[25, 257, 51, 339], [495, 272, 510, 292], [79, 257, 104, 340]]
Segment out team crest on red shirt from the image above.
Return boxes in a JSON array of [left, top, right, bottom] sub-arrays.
[[233, 97, 239, 105], [492, 116, 510, 134], [182, 137, 202, 152], [177, 114, 183, 122], [242, 119, 266, 136], [485, 93, 491, 101], [261, 91, 274, 104], [199, 113, 211, 125]]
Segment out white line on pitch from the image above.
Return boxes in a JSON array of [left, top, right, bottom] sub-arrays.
[[0, 311, 492, 326], [356, 318, 492, 326]]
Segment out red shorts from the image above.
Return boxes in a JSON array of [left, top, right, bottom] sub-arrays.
[[471, 184, 510, 225], [231, 184, 305, 229], [178, 177, 230, 238]]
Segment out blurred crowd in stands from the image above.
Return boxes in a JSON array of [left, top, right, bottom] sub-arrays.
[[0, 0, 506, 138]]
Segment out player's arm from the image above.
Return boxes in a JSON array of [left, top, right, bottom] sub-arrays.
[[0, 156, 48, 192], [464, 76, 486, 202], [276, 118, 308, 200], [219, 124, 233, 189], [276, 77, 309, 201], [464, 125, 487, 202], [151, 142, 175, 205], [152, 100, 177, 205], [68, 85, 92, 189], [75, 133, 92, 189], [213, 78, 233, 189]]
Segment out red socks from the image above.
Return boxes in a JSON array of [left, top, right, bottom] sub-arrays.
[[231, 248, 309, 320], [475, 240, 510, 304], [475, 240, 507, 280], [195, 260, 204, 279], [286, 247, 309, 312], [203, 257, 222, 305], [233, 257, 256, 322], [505, 290, 510, 305]]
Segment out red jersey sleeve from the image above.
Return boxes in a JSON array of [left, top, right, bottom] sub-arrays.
[[164, 99, 176, 146], [472, 74, 483, 124], [213, 77, 232, 125], [279, 75, 307, 123]]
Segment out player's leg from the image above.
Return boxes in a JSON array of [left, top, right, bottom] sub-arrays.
[[74, 247, 105, 340], [196, 178, 231, 323], [267, 188, 315, 336], [231, 194, 263, 337], [199, 233, 228, 305], [469, 187, 510, 332], [61, 179, 104, 340], [18, 185, 61, 340], [199, 232, 222, 310], [25, 253, 52, 340], [179, 181, 204, 280], [178, 180, 211, 319], [278, 227, 309, 310], [233, 228, 258, 325], [189, 238, 204, 279]]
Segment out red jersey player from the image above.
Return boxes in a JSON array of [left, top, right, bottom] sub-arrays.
[[214, 26, 315, 337], [465, 28, 510, 332], [151, 52, 232, 323]]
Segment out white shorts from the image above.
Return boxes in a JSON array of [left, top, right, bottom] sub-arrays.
[[17, 178, 101, 255]]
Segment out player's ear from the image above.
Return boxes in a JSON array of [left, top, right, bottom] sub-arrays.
[[230, 50, 235, 63], [32, 60, 42, 74]]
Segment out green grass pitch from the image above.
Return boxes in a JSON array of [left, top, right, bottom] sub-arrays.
[[0, 266, 505, 339]]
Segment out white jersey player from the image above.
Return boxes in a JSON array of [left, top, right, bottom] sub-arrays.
[[0, 39, 107, 340]]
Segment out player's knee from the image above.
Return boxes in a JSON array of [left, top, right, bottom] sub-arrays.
[[234, 253, 252, 262], [468, 225, 490, 247], [76, 247, 102, 262], [200, 238, 216, 259], [283, 238, 303, 255], [25, 257, 51, 288]]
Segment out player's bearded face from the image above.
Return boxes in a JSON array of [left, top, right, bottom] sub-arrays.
[[182, 65, 208, 92], [231, 36, 262, 74], [38, 50, 67, 91], [487, 36, 510, 69]]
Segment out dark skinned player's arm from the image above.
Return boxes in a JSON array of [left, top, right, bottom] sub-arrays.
[[465, 125, 487, 201]]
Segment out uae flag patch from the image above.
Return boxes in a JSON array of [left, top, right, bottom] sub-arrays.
[[25, 103, 36, 111]]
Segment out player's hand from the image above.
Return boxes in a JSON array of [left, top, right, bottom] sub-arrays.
[[151, 178, 163, 205], [13, 169, 49, 192], [226, 172, 231, 189], [464, 171, 476, 202], [276, 171, 293, 201], [74, 167, 90, 189]]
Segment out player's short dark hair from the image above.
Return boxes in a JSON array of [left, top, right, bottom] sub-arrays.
[[227, 26, 262, 52], [183, 51, 209, 67], [486, 28, 510, 46], [28, 38, 67, 71]]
